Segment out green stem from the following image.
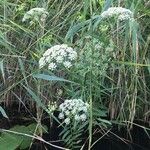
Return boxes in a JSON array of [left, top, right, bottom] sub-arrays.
[[36, 15, 46, 137]]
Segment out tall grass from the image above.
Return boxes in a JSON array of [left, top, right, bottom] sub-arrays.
[[0, 0, 150, 149]]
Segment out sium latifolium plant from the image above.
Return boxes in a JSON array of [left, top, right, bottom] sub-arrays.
[[22, 7, 49, 136], [64, 1, 144, 147], [99, 6, 140, 129], [43, 31, 114, 149], [58, 99, 89, 149], [40, 44, 87, 148]]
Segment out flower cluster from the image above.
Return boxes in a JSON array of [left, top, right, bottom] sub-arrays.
[[39, 44, 77, 70], [76, 37, 115, 77], [22, 7, 49, 22], [58, 99, 89, 125], [101, 7, 133, 21], [47, 101, 57, 114]]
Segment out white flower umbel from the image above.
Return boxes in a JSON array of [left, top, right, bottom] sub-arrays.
[[80, 114, 87, 121], [47, 101, 57, 114], [58, 99, 89, 125], [48, 62, 57, 70], [63, 61, 72, 68], [39, 57, 47, 68], [64, 118, 70, 125], [101, 7, 133, 21], [58, 113, 64, 119], [22, 7, 49, 22], [39, 44, 77, 71]]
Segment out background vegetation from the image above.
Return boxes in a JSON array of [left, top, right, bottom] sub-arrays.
[[0, 0, 150, 149]]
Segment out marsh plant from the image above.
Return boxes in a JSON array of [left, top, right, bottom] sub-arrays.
[[22, 7, 49, 26], [39, 44, 77, 70], [101, 7, 133, 21], [58, 99, 89, 148], [0, 0, 150, 150]]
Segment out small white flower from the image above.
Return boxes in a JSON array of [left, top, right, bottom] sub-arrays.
[[43, 48, 52, 57], [61, 44, 68, 49], [39, 44, 77, 70], [57, 88, 63, 96], [48, 62, 57, 70], [65, 110, 70, 116], [39, 57, 46, 68], [65, 99, 70, 103], [80, 114, 87, 121], [56, 56, 64, 63], [82, 106, 88, 112], [61, 107, 66, 112], [53, 45, 61, 50], [68, 104, 73, 110], [58, 99, 89, 124], [75, 115, 80, 121], [66, 47, 73, 53], [85, 102, 89, 108], [58, 113, 64, 119], [118, 14, 130, 20], [60, 50, 67, 57], [59, 103, 64, 109], [68, 53, 77, 60], [63, 61, 72, 68], [48, 102, 57, 113], [101, 7, 133, 21], [22, 7, 49, 22], [40, 13, 48, 22], [71, 108, 76, 115], [64, 118, 70, 125], [51, 52, 58, 58]]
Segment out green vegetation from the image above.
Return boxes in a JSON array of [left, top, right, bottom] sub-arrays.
[[0, 0, 150, 149]]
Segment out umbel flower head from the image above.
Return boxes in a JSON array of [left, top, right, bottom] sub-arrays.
[[47, 101, 57, 114], [101, 7, 133, 21], [39, 44, 77, 71], [22, 7, 49, 22], [58, 99, 89, 125]]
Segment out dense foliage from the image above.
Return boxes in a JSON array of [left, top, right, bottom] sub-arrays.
[[0, 0, 150, 149]]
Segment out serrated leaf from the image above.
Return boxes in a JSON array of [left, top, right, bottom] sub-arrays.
[[62, 130, 71, 141]]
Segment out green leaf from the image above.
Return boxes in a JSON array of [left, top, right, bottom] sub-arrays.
[[62, 129, 71, 141], [18, 58, 28, 86], [0, 59, 5, 82], [97, 118, 112, 125], [10, 125, 31, 150], [0, 124, 48, 150], [0, 106, 8, 118], [33, 73, 73, 83], [27, 123, 48, 134], [0, 132, 22, 150], [93, 108, 107, 117], [23, 85, 47, 111], [65, 20, 90, 40]]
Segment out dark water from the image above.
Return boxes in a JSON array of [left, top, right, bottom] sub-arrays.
[[0, 104, 150, 150], [32, 117, 149, 150]]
